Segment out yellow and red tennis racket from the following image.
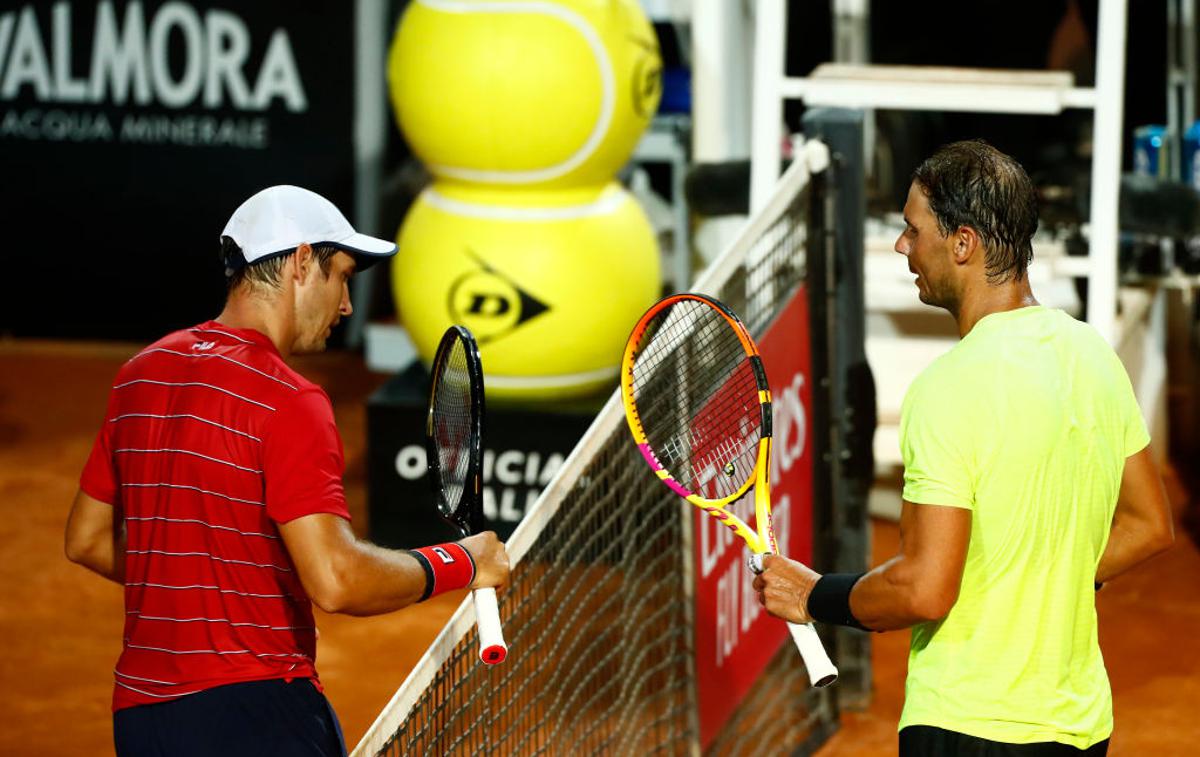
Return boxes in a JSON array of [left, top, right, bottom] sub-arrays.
[[620, 293, 837, 687]]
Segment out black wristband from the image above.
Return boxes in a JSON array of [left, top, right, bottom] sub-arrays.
[[807, 572, 870, 631], [407, 549, 435, 602]]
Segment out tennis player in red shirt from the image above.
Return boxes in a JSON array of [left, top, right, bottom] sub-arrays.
[[64, 185, 509, 756]]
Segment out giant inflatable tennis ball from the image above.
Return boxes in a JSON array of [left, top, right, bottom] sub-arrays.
[[393, 182, 661, 399], [388, 0, 662, 188]]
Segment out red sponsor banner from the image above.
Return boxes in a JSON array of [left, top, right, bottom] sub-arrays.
[[694, 286, 814, 748]]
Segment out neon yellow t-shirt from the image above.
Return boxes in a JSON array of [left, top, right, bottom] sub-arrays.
[[898, 306, 1149, 748]]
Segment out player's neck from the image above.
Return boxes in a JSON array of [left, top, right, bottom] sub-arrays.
[[216, 287, 296, 359], [955, 278, 1039, 338]]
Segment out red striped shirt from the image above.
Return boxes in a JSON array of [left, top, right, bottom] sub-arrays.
[[80, 322, 351, 711]]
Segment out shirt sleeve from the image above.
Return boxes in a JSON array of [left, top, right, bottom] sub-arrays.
[[899, 370, 977, 510], [79, 388, 119, 506], [1117, 362, 1152, 458], [263, 387, 352, 524]]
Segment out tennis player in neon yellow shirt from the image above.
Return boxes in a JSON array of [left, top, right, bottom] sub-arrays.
[[754, 141, 1174, 755]]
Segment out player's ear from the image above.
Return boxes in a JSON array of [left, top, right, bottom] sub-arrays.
[[293, 243, 314, 282], [953, 226, 979, 264]]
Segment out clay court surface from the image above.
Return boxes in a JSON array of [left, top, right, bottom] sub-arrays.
[[2, 340, 1197, 755]]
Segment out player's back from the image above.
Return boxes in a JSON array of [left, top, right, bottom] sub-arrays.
[[899, 306, 1148, 748], [98, 322, 322, 708]]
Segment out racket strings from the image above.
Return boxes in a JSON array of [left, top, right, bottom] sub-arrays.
[[431, 338, 474, 513], [629, 300, 763, 500]]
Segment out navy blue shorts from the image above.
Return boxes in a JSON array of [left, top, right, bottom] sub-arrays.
[[900, 725, 1109, 756], [113, 678, 346, 757]]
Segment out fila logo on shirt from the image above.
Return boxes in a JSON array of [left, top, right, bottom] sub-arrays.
[[431, 546, 455, 564], [192, 341, 216, 351]]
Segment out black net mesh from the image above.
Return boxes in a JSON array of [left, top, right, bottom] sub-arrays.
[[355, 168, 829, 757]]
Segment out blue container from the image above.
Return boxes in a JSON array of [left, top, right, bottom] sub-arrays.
[[1183, 121, 1200, 190], [1133, 125, 1169, 177]]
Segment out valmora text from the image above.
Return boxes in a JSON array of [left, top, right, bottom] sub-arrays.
[[0, 2, 307, 111]]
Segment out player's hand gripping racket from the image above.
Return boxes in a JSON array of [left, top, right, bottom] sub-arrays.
[[426, 325, 507, 665], [620, 293, 837, 687]]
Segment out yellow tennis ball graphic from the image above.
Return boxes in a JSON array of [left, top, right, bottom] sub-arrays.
[[393, 182, 661, 399], [388, 0, 662, 188]]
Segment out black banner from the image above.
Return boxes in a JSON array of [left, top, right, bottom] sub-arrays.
[[0, 1, 357, 339]]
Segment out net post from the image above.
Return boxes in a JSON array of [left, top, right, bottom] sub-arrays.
[[801, 108, 874, 709]]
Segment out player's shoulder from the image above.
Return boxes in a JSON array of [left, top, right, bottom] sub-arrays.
[[119, 322, 321, 396], [1034, 309, 1127, 377], [1054, 310, 1117, 356], [910, 341, 975, 393], [901, 333, 998, 422], [114, 326, 197, 380], [1035, 306, 1099, 339]]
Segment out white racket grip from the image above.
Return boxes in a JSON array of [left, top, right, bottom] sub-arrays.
[[788, 621, 838, 687], [748, 554, 838, 687], [472, 588, 507, 665]]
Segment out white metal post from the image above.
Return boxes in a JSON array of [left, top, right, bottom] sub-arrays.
[[833, 0, 873, 176], [750, 0, 787, 213], [692, 0, 752, 162], [348, 0, 390, 348], [1185, 0, 1197, 128], [1169, 0, 1181, 180], [1087, 0, 1128, 345]]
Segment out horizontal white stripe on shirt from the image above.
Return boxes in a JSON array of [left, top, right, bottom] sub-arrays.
[[128, 613, 313, 632], [125, 582, 299, 600], [115, 680, 208, 698], [125, 642, 252, 656], [123, 640, 311, 659], [110, 413, 262, 442], [125, 516, 279, 540], [189, 326, 253, 344], [114, 379, 276, 411], [126, 549, 291, 572], [114, 670, 186, 686], [136, 348, 298, 391], [121, 482, 264, 507], [116, 448, 263, 474]]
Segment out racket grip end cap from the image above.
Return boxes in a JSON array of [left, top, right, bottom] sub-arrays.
[[473, 587, 507, 666], [788, 621, 838, 688]]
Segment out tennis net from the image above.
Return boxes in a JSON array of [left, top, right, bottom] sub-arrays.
[[354, 141, 837, 757]]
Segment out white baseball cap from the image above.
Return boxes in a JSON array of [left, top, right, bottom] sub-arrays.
[[220, 185, 397, 275]]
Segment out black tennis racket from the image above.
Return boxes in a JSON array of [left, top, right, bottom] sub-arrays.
[[426, 325, 506, 664]]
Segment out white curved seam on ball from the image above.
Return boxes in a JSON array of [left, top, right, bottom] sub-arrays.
[[421, 186, 627, 220], [416, 0, 617, 183], [484, 366, 621, 387]]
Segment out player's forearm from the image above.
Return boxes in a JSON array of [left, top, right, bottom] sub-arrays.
[[71, 553, 122, 583], [1095, 513, 1174, 583], [315, 540, 432, 616], [848, 554, 956, 631], [65, 529, 125, 584]]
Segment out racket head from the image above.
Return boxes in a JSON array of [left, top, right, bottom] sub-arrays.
[[426, 325, 485, 538], [621, 293, 773, 530]]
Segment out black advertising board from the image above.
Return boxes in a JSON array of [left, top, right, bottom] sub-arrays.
[[0, 1, 358, 339], [367, 361, 602, 549]]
